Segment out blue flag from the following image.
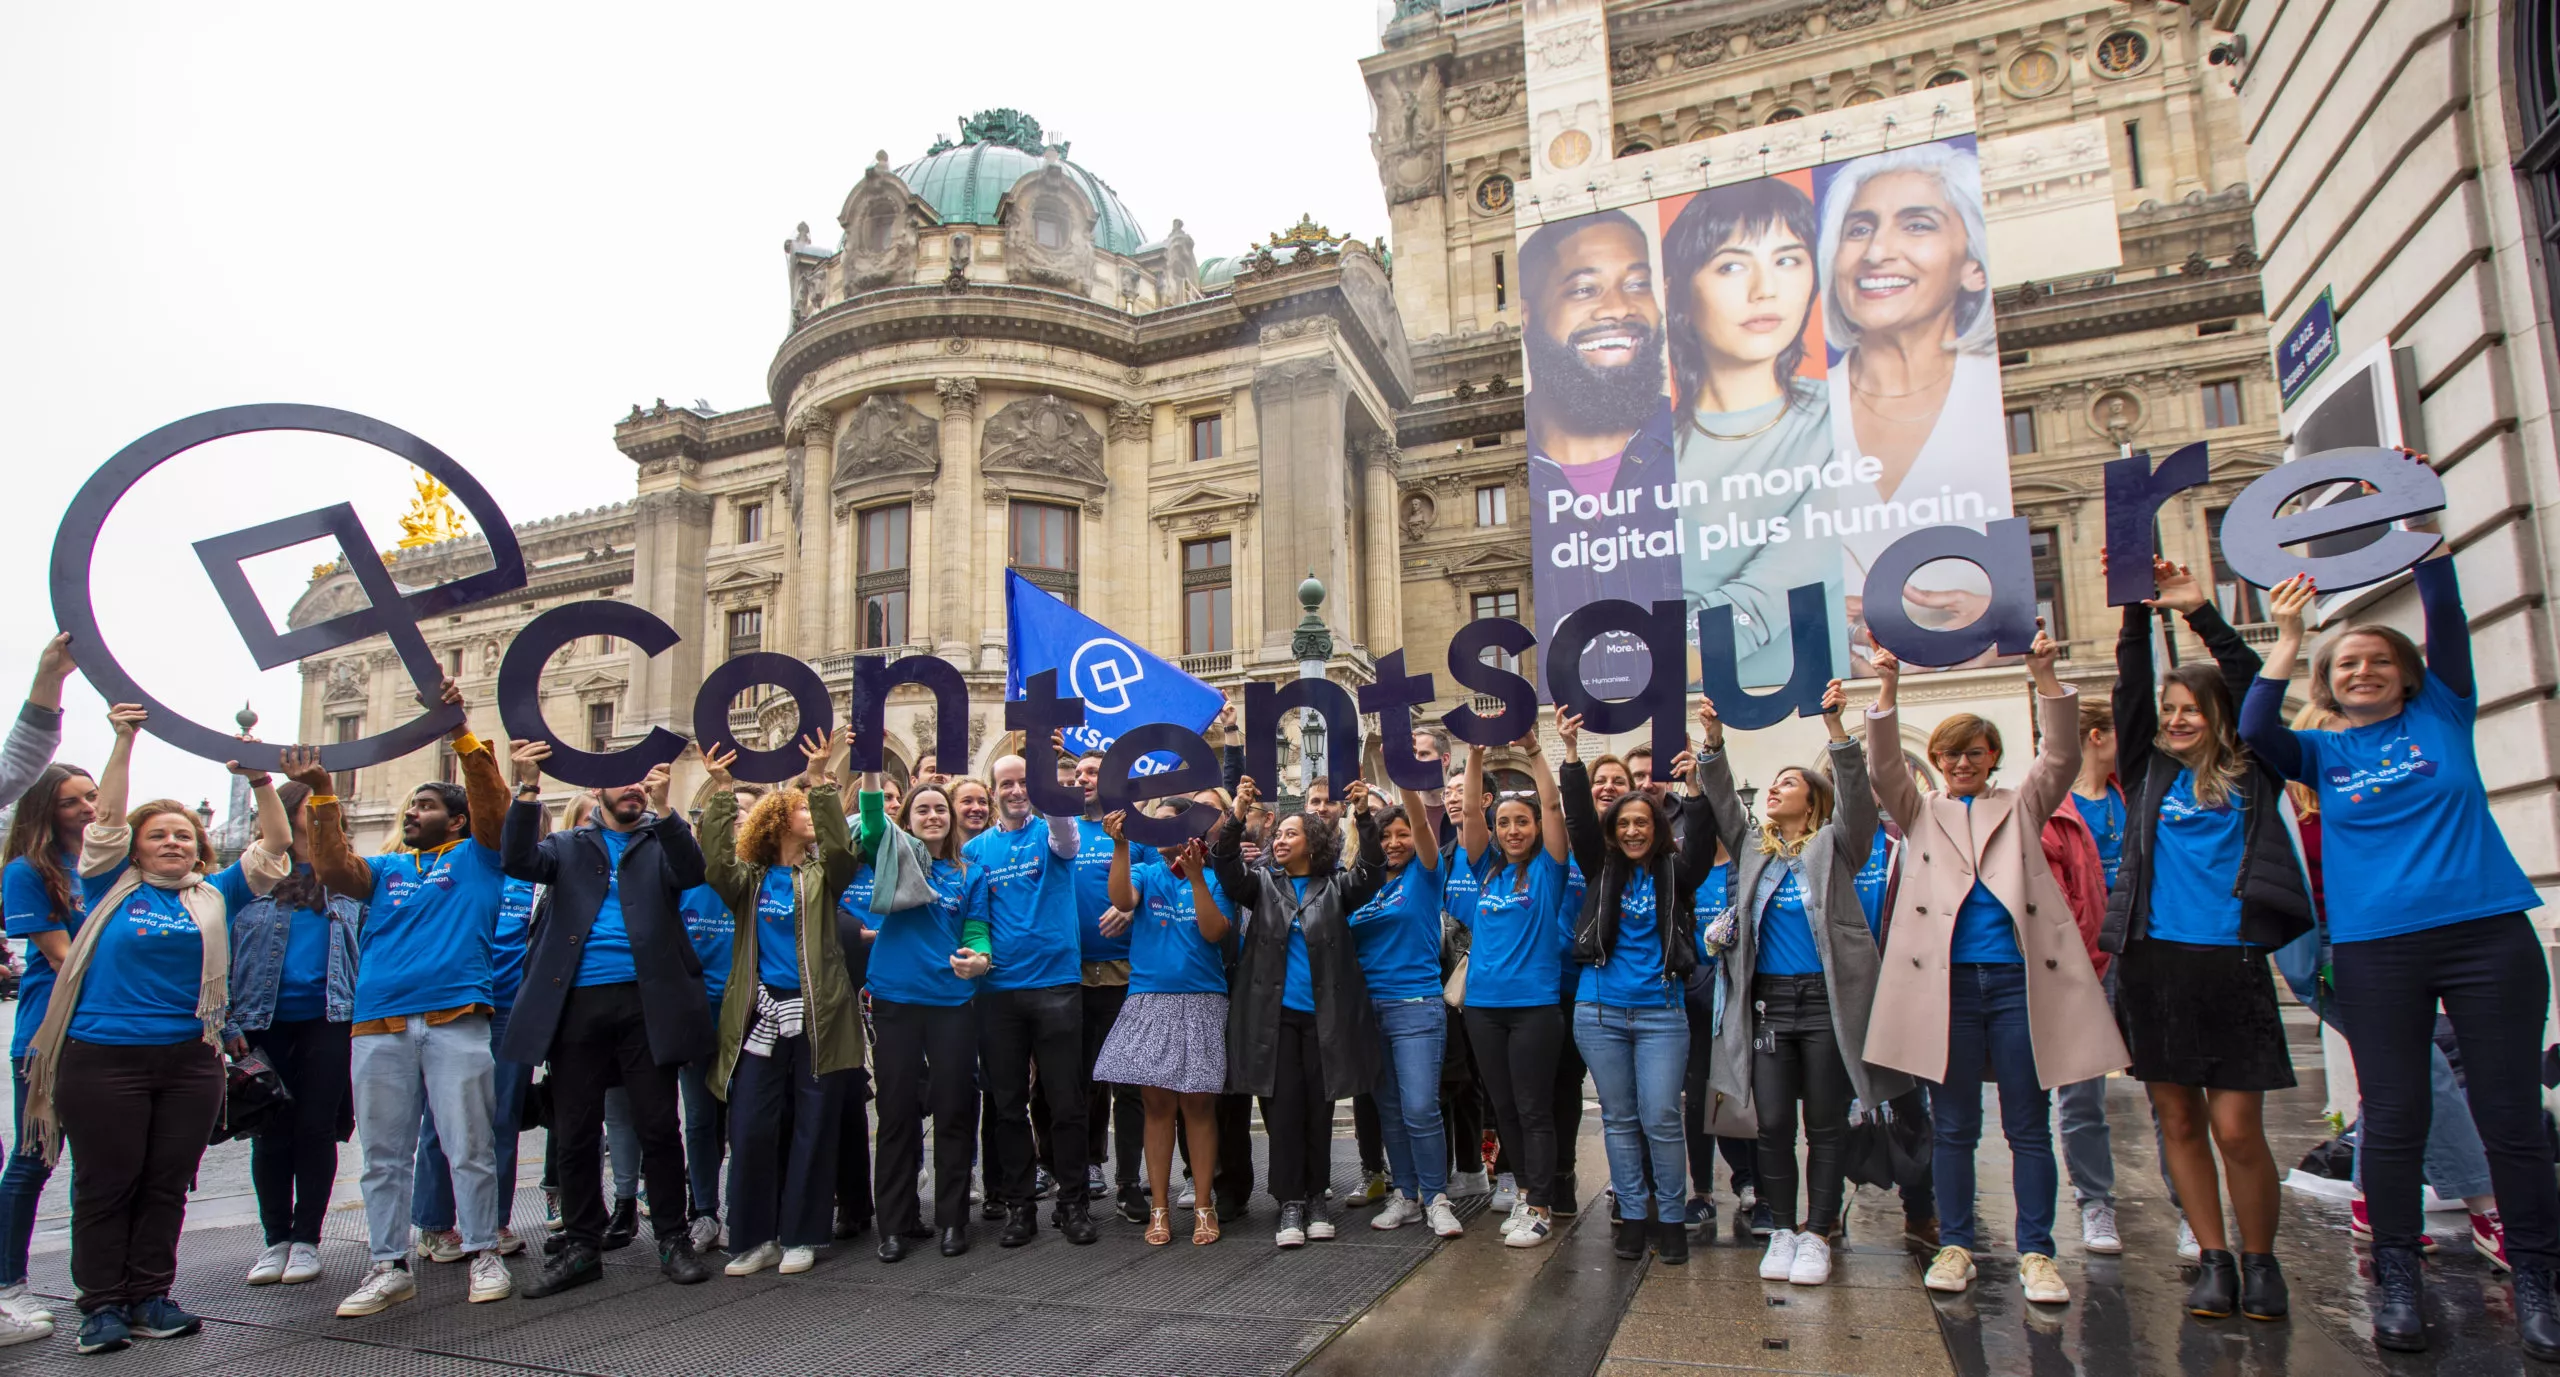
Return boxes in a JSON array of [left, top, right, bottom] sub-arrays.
[[1005, 570, 1224, 773]]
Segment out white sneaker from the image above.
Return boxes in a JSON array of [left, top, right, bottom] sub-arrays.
[[1502, 1206, 1552, 1248], [493, 1227, 526, 1257], [1449, 1170, 1490, 1198], [0, 1283, 48, 1330], [2176, 1217, 2201, 1263], [335, 1261, 417, 1317], [1787, 1231, 1832, 1285], [1501, 1198, 1532, 1238], [688, 1215, 721, 1254], [2019, 1251, 2071, 1305], [1372, 1194, 1422, 1230], [1275, 1216, 1308, 1249], [1924, 1244, 1976, 1293], [0, 1310, 46, 1349], [1737, 1184, 1759, 1214], [1345, 1170, 1392, 1207], [1305, 1210, 1337, 1242], [467, 1253, 512, 1303], [1426, 1194, 1465, 1238], [1759, 1228, 1803, 1281], [1175, 1180, 1198, 1209], [281, 1243, 323, 1285], [1490, 1173, 1519, 1213], [2079, 1201, 2122, 1255], [724, 1241, 781, 1276], [414, 1228, 465, 1264], [246, 1242, 291, 1286], [779, 1246, 818, 1274]]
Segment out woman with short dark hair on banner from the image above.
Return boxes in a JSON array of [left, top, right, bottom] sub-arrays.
[[1694, 683, 1902, 1288], [1863, 627, 2123, 1308], [853, 778, 992, 1262], [1340, 777, 1464, 1240], [1557, 704, 1719, 1267], [698, 733, 867, 1279], [1447, 733, 1579, 1249], [225, 778, 365, 1291], [26, 704, 290, 1355], [2240, 468, 2560, 1361], [1099, 798, 1234, 1246], [1209, 775, 1387, 1250], [2098, 555, 2311, 1322]]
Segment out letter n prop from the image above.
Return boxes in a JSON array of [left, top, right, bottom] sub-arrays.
[[2105, 443, 2211, 606], [1546, 599, 1687, 765], [2216, 447, 2446, 591], [693, 653, 837, 785], [1244, 677, 1361, 798], [1098, 724, 1225, 847], [1864, 517, 2039, 668], [849, 653, 970, 775], [1698, 584, 1832, 730], [498, 602, 690, 789]]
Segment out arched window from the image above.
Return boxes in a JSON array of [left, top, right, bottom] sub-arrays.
[[860, 205, 895, 254], [1767, 107, 1805, 122], [2519, 0, 2560, 320]]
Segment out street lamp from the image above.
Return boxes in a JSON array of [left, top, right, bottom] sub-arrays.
[[1737, 780, 1759, 825], [1292, 572, 1331, 799]]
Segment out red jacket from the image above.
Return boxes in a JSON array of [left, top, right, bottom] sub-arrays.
[[2041, 805, 2112, 981]]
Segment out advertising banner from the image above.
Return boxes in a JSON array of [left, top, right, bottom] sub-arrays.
[[1521, 132, 2016, 692]]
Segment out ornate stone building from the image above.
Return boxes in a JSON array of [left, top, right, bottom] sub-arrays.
[[296, 4, 2307, 843]]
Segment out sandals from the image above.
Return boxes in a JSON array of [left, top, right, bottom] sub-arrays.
[[1193, 1208, 1221, 1246], [1146, 1208, 1173, 1247]]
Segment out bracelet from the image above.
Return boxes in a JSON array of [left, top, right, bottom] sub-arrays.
[[243, 775, 274, 790], [308, 794, 340, 808], [453, 731, 485, 755]]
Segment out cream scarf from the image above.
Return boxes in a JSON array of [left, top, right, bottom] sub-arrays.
[[22, 823, 286, 1165]]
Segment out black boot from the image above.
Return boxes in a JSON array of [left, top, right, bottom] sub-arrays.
[[521, 1241, 602, 1299], [940, 1226, 970, 1258], [834, 1207, 871, 1241], [877, 1233, 911, 1264], [999, 1203, 1037, 1248], [658, 1232, 710, 1285], [1652, 1220, 1689, 1266], [2240, 1253, 2288, 1321], [1116, 1184, 1149, 1225], [601, 1198, 639, 1252], [1552, 1173, 1579, 1218], [1612, 1218, 1645, 1261], [1059, 1194, 1100, 1246], [2371, 1247, 2428, 1353], [2187, 1249, 2239, 1318], [2515, 1262, 2560, 1363]]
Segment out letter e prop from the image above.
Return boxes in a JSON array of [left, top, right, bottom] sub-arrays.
[[1098, 724, 1225, 846], [2217, 447, 2446, 591], [1864, 518, 2039, 668]]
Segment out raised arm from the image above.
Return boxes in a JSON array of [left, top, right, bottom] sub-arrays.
[[1458, 746, 1489, 863], [1337, 801, 1391, 914], [1862, 648, 1926, 828], [1519, 732, 1568, 864], [1690, 696, 1750, 852], [2112, 601, 2160, 787], [2015, 629, 2082, 826], [231, 754, 293, 895], [798, 732, 856, 891], [1206, 787, 1258, 917], [0, 636, 73, 808], [1815, 680, 1877, 863], [2415, 554, 2470, 697], [1104, 812, 1139, 913], [2243, 574, 2314, 778], [1403, 780, 1440, 873], [281, 744, 372, 897], [502, 741, 561, 886], [695, 763, 758, 912]]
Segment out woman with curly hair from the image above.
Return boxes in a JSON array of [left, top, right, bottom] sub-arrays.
[[699, 732, 865, 1278]]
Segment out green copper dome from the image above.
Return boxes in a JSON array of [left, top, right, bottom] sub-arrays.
[[896, 109, 1148, 257]]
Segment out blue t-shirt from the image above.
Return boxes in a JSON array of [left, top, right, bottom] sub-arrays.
[[2292, 673, 2540, 942], [680, 883, 735, 1005], [1449, 848, 1579, 1009], [1694, 861, 1729, 915], [963, 822, 1081, 991], [4, 852, 86, 1057], [864, 859, 988, 1007], [274, 904, 333, 1023], [755, 867, 801, 990], [2144, 769, 2246, 945], [1438, 841, 1482, 928], [574, 828, 637, 987], [1129, 862, 1231, 996], [490, 878, 534, 1009], [1852, 831, 1892, 938], [1348, 860, 1445, 1001], [67, 871, 206, 1046], [1576, 870, 1681, 1008], [1755, 869, 1822, 976], [1283, 876, 1315, 1013], [1947, 797, 2025, 964], [1072, 818, 1155, 963], [2072, 785, 2127, 891], [354, 839, 503, 1021]]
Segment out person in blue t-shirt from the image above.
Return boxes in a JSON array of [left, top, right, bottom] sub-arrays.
[[33, 702, 290, 1353], [853, 780, 991, 1261], [1100, 798, 1235, 1247], [674, 869, 738, 1244], [1446, 732, 1578, 1250], [2066, 703, 2127, 892], [2243, 513, 2559, 1359], [0, 758, 98, 1334], [1069, 751, 1154, 1224], [1344, 782, 1461, 1239]]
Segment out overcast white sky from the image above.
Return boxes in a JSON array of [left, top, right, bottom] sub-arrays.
[[0, 2, 1395, 818]]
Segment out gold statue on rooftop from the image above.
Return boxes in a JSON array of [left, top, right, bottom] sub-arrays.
[[392, 469, 470, 551]]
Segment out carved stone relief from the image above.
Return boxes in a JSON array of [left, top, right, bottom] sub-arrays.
[[836, 152, 921, 295], [834, 394, 942, 487], [935, 376, 980, 417], [323, 659, 367, 703], [1000, 161, 1097, 290], [980, 395, 1107, 489], [1370, 61, 1447, 206]]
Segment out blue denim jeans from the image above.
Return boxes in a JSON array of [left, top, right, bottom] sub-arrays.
[[0, 1059, 53, 1285], [352, 1012, 500, 1261], [1369, 997, 1451, 1201], [1932, 964, 2057, 1256], [1574, 1001, 1689, 1224], [2055, 1076, 2114, 1209], [677, 1057, 723, 1218], [414, 1007, 529, 1232]]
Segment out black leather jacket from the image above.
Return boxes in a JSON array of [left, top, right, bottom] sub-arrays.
[[1209, 810, 1388, 1099]]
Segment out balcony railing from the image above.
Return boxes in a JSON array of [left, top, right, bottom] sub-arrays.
[[1178, 651, 1235, 676], [817, 644, 934, 678]]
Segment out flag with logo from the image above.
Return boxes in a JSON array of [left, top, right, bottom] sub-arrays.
[[1004, 570, 1224, 770]]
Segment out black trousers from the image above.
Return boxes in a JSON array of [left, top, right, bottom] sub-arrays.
[[1174, 1093, 1257, 1211], [245, 1018, 350, 1246], [1750, 973, 1855, 1232], [1353, 1094, 1384, 1174], [834, 1066, 873, 1228], [1259, 1009, 1332, 1204], [2334, 912, 2560, 1268], [1684, 985, 1757, 1197], [1466, 1004, 1564, 1207], [1442, 1004, 1486, 1177], [55, 1038, 223, 1313], [726, 1024, 845, 1251], [1082, 983, 1142, 1187], [978, 984, 1089, 1205], [874, 999, 979, 1232], [549, 982, 687, 1248], [1551, 1006, 1587, 1195]]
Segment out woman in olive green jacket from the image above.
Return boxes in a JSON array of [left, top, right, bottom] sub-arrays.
[[697, 732, 866, 1274]]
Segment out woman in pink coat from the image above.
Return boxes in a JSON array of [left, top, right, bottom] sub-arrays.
[[1862, 630, 2127, 1308]]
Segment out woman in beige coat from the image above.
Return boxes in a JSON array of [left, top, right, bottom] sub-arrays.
[[1863, 631, 2125, 1307]]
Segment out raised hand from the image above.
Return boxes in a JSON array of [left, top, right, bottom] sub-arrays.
[[1695, 696, 1724, 752], [1820, 679, 1849, 742], [1553, 707, 1582, 758], [798, 728, 836, 785], [225, 733, 272, 783], [1102, 809, 1128, 843], [280, 745, 333, 795], [1212, 697, 1237, 737], [701, 742, 738, 787], [1176, 838, 1207, 874], [1343, 778, 1370, 815], [510, 739, 551, 790], [2025, 618, 2062, 691], [2146, 557, 2208, 615], [2267, 573, 2316, 637], [31, 633, 75, 707], [428, 676, 463, 711], [108, 702, 147, 739], [641, 763, 672, 811], [1667, 748, 1696, 784], [1234, 776, 1260, 814]]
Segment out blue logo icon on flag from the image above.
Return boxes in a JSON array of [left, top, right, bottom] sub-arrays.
[[1005, 571, 1224, 774]]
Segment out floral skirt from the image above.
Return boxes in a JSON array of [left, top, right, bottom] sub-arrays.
[[1093, 992, 1228, 1094]]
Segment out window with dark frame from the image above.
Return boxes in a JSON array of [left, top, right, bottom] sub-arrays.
[[2200, 378, 2245, 429], [331, 714, 361, 798], [1182, 536, 1234, 654], [435, 741, 457, 785], [1493, 251, 1507, 311], [2125, 119, 2146, 189], [2205, 506, 2267, 623], [1189, 414, 1223, 462], [1034, 206, 1067, 250], [1009, 501, 1080, 605], [858, 503, 911, 649], [736, 500, 766, 544], [2029, 527, 2067, 642], [445, 647, 465, 679], [586, 701, 616, 754], [1476, 484, 1508, 527], [2004, 408, 2038, 456], [725, 607, 765, 710], [1472, 589, 1522, 672]]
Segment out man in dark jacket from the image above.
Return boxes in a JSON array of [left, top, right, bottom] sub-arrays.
[[499, 742, 715, 1294]]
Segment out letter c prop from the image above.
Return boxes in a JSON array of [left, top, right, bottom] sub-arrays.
[[498, 602, 689, 789]]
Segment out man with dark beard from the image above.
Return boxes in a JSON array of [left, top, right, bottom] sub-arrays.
[[1523, 209, 1681, 696]]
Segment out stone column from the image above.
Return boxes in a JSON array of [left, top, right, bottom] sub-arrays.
[[786, 410, 836, 659], [1250, 355, 1353, 660], [1356, 435, 1404, 654], [932, 377, 979, 667], [1105, 400, 1154, 640], [627, 482, 714, 735]]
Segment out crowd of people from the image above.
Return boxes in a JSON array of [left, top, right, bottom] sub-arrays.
[[0, 511, 2553, 1363]]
